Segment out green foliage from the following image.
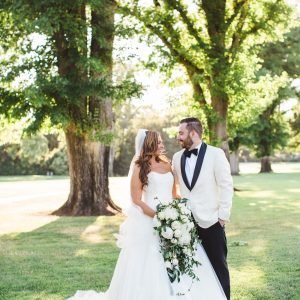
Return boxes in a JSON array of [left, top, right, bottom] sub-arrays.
[[117, 0, 294, 140], [288, 101, 300, 151], [238, 22, 300, 159], [20, 134, 49, 164], [259, 26, 300, 79], [48, 148, 69, 175], [0, 119, 68, 175], [248, 110, 290, 158], [0, 0, 142, 141]]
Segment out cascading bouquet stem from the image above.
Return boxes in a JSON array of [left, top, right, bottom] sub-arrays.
[[153, 197, 201, 293]]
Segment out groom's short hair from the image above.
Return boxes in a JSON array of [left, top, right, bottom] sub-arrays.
[[180, 117, 203, 137]]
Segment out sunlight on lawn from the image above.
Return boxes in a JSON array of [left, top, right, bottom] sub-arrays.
[[231, 263, 266, 288], [231, 263, 268, 300], [249, 239, 267, 255], [81, 216, 124, 244]]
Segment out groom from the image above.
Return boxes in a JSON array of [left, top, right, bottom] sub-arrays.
[[172, 117, 233, 299]]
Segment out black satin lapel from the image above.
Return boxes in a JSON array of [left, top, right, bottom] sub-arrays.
[[180, 153, 191, 191], [190, 143, 207, 190]]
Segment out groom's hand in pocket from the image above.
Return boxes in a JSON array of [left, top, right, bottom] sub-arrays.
[[218, 218, 225, 228]]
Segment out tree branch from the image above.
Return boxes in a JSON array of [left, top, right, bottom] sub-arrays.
[[118, 3, 203, 74], [227, 2, 249, 63], [163, 0, 208, 49], [225, 0, 248, 30]]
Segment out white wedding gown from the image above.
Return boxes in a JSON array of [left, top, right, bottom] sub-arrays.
[[67, 172, 226, 300]]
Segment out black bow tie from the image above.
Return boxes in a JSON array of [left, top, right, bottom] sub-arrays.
[[184, 148, 198, 158]]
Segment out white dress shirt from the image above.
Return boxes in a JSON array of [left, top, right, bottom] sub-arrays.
[[185, 142, 202, 185]]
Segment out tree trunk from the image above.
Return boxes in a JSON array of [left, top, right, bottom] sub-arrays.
[[53, 126, 119, 215], [260, 156, 273, 173], [230, 149, 240, 175], [109, 145, 115, 176], [52, 1, 120, 215], [210, 94, 230, 160]]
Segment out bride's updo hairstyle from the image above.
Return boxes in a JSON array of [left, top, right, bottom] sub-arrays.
[[135, 131, 168, 189]]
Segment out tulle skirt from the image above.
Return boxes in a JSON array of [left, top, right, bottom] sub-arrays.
[[66, 206, 226, 300]]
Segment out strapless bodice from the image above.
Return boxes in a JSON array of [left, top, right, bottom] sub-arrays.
[[142, 171, 174, 210]]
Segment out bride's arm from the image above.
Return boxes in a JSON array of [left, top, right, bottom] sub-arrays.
[[171, 161, 181, 199], [130, 166, 156, 218], [172, 174, 181, 199]]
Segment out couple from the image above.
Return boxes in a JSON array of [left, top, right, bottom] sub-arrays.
[[68, 117, 233, 300]]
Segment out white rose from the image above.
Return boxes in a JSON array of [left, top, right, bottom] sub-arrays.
[[174, 229, 182, 238], [165, 207, 179, 220], [171, 238, 178, 244], [178, 233, 191, 245], [187, 222, 194, 230], [183, 206, 192, 215], [171, 221, 181, 230], [161, 227, 174, 239], [172, 258, 179, 266], [158, 211, 166, 220]]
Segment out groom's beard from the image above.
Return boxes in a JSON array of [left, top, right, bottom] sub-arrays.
[[179, 136, 193, 149]]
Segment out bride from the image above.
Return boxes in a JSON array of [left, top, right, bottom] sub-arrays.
[[67, 129, 226, 300]]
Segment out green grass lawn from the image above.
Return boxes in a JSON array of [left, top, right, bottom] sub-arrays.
[[0, 171, 299, 299]]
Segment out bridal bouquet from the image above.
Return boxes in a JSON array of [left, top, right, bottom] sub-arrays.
[[153, 198, 201, 285]]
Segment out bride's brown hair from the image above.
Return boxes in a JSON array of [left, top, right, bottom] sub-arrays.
[[135, 131, 169, 189]]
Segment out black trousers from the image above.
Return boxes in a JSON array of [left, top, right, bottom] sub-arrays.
[[196, 221, 230, 300]]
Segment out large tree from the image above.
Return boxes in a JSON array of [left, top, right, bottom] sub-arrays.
[[0, 1, 139, 215], [118, 0, 293, 156], [248, 91, 290, 173], [241, 25, 300, 172]]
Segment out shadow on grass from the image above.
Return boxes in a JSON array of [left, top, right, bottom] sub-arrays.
[[0, 216, 123, 300]]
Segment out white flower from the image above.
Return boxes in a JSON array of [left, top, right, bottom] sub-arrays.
[[174, 229, 182, 238], [161, 227, 174, 239], [165, 207, 178, 220], [171, 221, 181, 230], [178, 203, 186, 210], [184, 207, 192, 215], [183, 248, 192, 256], [153, 198, 201, 285], [158, 211, 166, 220], [178, 232, 191, 245], [186, 221, 194, 230]]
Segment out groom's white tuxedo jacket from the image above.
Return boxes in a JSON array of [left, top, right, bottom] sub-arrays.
[[172, 143, 233, 229]]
